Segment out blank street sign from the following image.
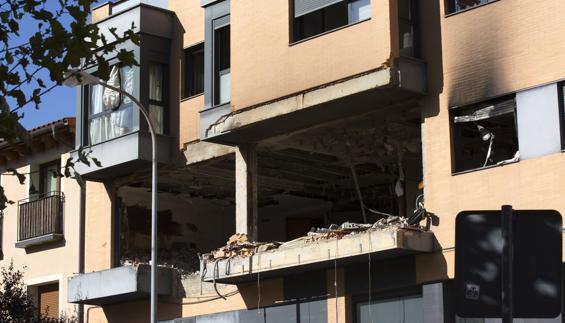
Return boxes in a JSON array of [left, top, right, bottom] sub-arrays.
[[455, 209, 562, 318]]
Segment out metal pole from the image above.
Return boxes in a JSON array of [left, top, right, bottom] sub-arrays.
[[93, 81, 158, 323], [78, 180, 86, 323], [501, 205, 514, 323]]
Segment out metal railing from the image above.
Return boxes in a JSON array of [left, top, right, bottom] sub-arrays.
[[17, 191, 64, 241]]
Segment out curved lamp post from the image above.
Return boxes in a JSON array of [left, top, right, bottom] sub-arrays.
[[64, 69, 159, 323]]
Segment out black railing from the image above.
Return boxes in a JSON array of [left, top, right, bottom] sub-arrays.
[[17, 192, 64, 241]]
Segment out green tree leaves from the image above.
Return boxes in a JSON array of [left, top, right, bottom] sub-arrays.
[[0, 0, 138, 209]]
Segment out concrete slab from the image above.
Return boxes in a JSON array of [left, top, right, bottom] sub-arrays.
[[67, 265, 178, 305], [201, 228, 434, 284]]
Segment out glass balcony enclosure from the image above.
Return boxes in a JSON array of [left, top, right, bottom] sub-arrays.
[[72, 1, 182, 180], [88, 65, 136, 145]]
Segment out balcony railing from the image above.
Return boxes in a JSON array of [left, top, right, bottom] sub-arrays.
[[17, 192, 64, 242]]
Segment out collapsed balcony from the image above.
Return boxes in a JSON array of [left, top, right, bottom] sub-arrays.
[[200, 222, 434, 284], [197, 102, 433, 283], [69, 100, 432, 306]]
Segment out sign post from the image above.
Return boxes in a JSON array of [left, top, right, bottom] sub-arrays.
[[501, 205, 514, 323]]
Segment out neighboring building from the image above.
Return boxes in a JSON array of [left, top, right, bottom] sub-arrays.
[[0, 118, 80, 320], [62, 0, 565, 322]]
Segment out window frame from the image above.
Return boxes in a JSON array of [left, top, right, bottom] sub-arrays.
[[212, 18, 231, 107], [290, 0, 372, 44], [86, 64, 137, 145], [39, 159, 61, 196], [398, 0, 420, 58], [449, 95, 519, 175], [148, 62, 169, 135], [444, 0, 499, 16], [558, 81, 565, 151], [351, 287, 422, 323], [183, 42, 205, 100]]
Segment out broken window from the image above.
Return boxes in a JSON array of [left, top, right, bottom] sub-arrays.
[[292, 0, 371, 42], [446, 0, 495, 14], [450, 96, 519, 173]]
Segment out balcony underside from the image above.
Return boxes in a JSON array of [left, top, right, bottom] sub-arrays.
[[199, 57, 426, 146], [71, 131, 172, 181], [67, 265, 178, 306], [201, 229, 434, 284]]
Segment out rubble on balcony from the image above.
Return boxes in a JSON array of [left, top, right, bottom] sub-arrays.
[[202, 215, 430, 263], [207, 233, 282, 259], [121, 246, 200, 278], [200, 215, 434, 284]]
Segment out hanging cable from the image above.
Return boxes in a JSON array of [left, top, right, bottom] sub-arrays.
[[257, 256, 262, 316], [368, 229, 374, 323], [212, 259, 226, 300], [334, 239, 339, 323]]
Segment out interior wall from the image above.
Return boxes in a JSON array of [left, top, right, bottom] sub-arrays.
[[258, 195, 332, 242], [118, 186, 234, 271]]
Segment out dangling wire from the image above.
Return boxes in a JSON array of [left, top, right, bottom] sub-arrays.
[[334, 239, 339, 323], [368, 252, 374, 323], [257, 254, 261, 316], [368, 228, 374, 323]]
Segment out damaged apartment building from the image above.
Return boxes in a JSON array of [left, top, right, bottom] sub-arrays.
[[58, 0, 565, 322]]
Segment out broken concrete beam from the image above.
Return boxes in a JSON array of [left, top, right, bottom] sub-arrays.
[[201, 228, 435, 284]]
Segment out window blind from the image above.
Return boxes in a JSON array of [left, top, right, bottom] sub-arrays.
[[294, 0, 344, 18]]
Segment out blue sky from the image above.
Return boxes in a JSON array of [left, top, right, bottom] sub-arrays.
[[18, 83, 76, 130], [8, 1, 104, 130]]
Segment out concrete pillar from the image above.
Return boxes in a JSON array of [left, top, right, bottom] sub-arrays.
[[235, 144, 258, 241]]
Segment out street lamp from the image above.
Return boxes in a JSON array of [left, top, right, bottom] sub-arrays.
[[64, 68, 159, 323]]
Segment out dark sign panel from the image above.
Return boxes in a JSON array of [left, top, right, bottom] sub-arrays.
[[455, 209, 562, 318]]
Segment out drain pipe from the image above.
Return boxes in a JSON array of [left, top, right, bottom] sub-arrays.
[[53, 123, 86, 323]]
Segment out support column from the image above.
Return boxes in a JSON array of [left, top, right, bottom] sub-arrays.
[[235, 144, 258, 241]]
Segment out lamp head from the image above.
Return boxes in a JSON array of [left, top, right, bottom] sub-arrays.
[[63, 69, 101, 87]]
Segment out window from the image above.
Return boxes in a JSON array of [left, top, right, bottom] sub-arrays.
[[36, 283, 59, 319], [183, 43, 204, 99], [356, 295, 422, 323], [149, 63, 166, 135], [214, 20, 230, 106], [446, 0, 495, 14], [0, 211, 3, 252], [39, 161, 60, 195], [292, 0, 371, 42], [29, 160, 60, 199], [559, 82, 565, 150], [450, 96, 519, 173], [88, 65, 135, 145], [398, 0, 418, 57]]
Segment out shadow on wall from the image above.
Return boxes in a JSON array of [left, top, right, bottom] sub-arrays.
[[444, 2, 506, 107], [420, 0, 444, 119]]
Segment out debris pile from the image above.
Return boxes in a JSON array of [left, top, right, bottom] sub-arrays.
[[203, 216, 424, 261], [301, 216, 410, 243], [121, 246, 200, 278], [202, 233, 282, 261]]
